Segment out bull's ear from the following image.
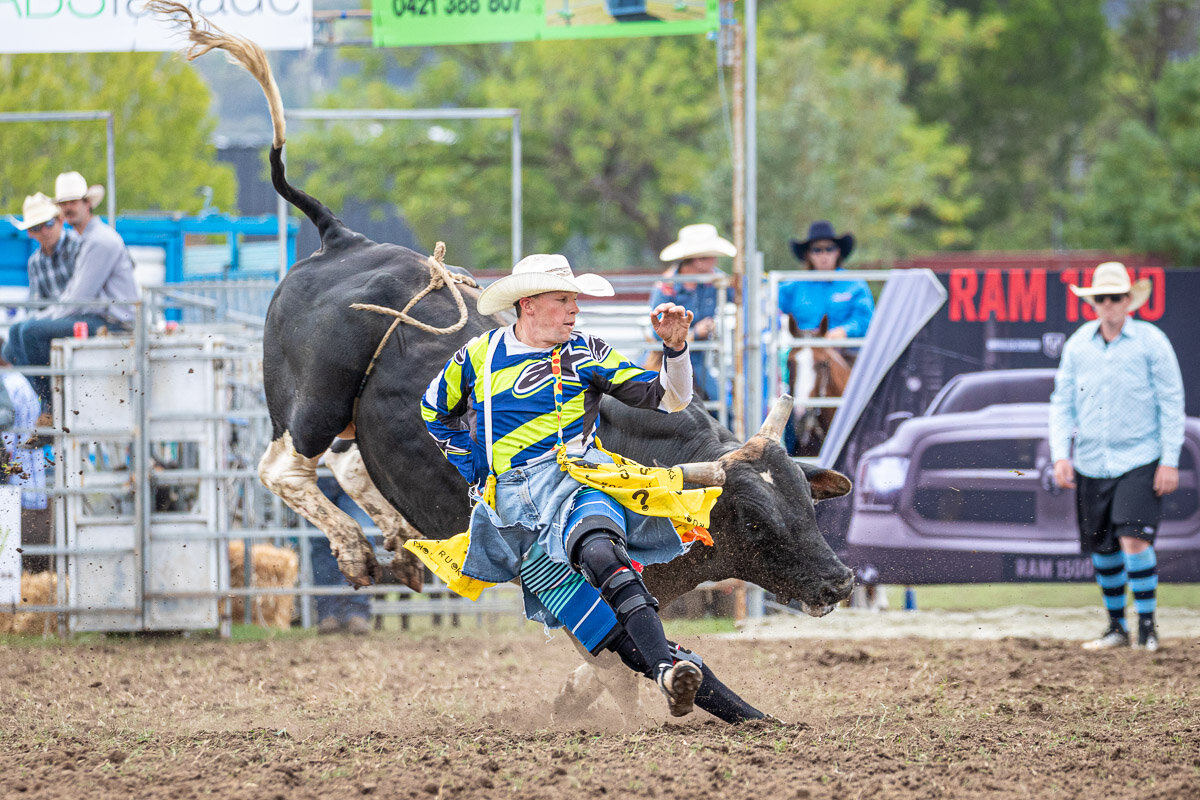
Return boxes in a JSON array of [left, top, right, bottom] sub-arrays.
[[802, 465, 852, 501]]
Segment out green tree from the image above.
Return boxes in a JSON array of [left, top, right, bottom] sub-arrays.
[[763, 0, 1110, 251], [0, 52, 234, 217], [289, 38, 720, 271], [1067, 55, 1200, 265], [700, 33, 974, 270]]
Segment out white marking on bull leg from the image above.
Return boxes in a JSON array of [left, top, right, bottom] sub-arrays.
[[324, 441, 426, 591], [258, 433, 377, 587], [324, 442, 422, 550]]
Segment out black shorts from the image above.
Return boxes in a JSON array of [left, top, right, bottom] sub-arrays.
[[1075, 460, 1162, 554]]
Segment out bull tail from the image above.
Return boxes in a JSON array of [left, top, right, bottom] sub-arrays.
[[149, 0, 346, 243]]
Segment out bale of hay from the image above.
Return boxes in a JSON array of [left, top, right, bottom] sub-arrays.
[[227, 541, 299, 629], [0, 571, 61, 636]]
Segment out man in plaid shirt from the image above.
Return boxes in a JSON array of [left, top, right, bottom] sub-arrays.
[[14, 193, 81, 319]]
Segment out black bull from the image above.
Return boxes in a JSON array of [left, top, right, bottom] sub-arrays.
[[263, 208, 854, 612], [143, 0, 855, 613]]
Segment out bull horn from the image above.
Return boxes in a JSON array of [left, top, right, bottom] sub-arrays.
[[675, 461, 726, 486], [755, 394, 795, 442]]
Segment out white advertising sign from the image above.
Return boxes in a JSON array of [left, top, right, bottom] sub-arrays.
[[0, 0, 313, 53], [0, 485, 21, 606]]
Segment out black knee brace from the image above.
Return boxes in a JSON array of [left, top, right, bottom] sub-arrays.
[[573, 529, 659, 625]]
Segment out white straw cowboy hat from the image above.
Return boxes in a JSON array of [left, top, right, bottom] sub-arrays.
[[12, 192, 60, 231], [477, 254, 615, 316], [1069, 261, 1152, 312], [53, 171, 105, 208], [659, 223, 737, 262]]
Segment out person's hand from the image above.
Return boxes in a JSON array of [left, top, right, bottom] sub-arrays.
[[1053, 459, 1076, 489], [650, 302, 694, 351], [825, 327, 848, 340], [693, 317, 715, 340], [1154, 465, 1179, 496]]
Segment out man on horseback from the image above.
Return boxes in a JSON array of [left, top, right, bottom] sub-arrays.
[[778, 221, 875, 458]]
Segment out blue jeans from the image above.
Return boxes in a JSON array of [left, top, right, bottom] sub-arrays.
[[2, 314, 114, 404], [311, 476, 372, 622]]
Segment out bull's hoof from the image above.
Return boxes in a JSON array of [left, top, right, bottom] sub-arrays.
[[338, 551, 381, 587], [390, 550, 426, 593]]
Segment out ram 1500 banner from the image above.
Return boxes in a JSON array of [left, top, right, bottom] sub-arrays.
[[819, 265, 1200, 584]]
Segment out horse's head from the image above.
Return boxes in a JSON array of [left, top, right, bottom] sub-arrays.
[[785, 315, 852, 457]]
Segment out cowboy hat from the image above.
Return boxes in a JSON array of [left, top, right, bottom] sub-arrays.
[[659, 223, 737, 262], [789, 220, 855, 263], [477, 254, 614, 316], [53, 171, 105, 208], [12, 192, 60, 231], [1069, 261, 1152, 312]]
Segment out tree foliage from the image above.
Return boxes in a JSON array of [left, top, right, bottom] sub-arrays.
[[289, 38, 719, 270], [0, 52, 234, 217], [292, 28, 972, 271], [699, 33, 974, 270], [1067, 55, 1200, 265], [762, 0, 1110, 251]]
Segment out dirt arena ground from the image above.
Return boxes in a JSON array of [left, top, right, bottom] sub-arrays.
[[3, 615, 1198, 800]]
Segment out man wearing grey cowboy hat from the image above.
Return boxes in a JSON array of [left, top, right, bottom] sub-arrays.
[[778, 220, 874, 343], [1050, 261, 1184, 653], [648, 223, 737, 401], [421, 254, 769, 722], [3, 172, 138, 408]]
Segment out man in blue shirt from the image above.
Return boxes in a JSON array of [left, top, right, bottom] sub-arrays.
[[1050, 262, 1185, 652], [648, 224, 736, 402], [778, 221, 874, 341]]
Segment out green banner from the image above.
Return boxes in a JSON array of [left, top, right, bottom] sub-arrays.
[[372, 0, 718, 47]]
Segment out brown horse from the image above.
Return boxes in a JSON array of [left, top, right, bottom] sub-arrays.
[[786, 315, 852, 458]]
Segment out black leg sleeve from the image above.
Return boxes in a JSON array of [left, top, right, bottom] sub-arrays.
[[694, 662, 767, 723], [607, 635, 767, 722]]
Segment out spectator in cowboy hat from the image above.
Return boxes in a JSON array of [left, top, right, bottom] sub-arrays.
[[9, 192, 82, 323], [3, 171, 138, 409], [647, 224, 737, 402], [778, 220, 874, 343], [1050, 261, 1183, 653]]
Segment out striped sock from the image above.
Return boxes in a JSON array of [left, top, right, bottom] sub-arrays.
[[1092, 551, 1127, 631], [1125, 547, 1158, 623]]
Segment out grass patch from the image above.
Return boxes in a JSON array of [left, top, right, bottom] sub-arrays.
[[663, 616, 738, 637], [887, 583, 1200, 611]]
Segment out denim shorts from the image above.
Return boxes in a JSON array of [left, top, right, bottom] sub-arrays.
[[461, 447, 688, 624]]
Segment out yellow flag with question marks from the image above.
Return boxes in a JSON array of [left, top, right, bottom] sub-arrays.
[[555, 444, 720, 546]]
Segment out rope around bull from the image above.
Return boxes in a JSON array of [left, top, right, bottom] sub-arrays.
[[350, 242, 478, 383]]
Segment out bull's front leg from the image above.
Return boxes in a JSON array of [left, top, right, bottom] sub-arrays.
[[324, 440, 426, 591], [258, 433, 380, 586]]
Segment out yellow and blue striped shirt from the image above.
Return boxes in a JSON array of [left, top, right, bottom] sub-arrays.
[[422, 326, 687, 488]]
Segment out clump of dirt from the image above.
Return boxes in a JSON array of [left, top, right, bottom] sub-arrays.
[[2, 630, 1198, 799]]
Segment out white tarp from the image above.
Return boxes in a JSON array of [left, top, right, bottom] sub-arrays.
[[0, 485, 21, 605], [0, 0, 313, 53], [818, 269, 947, 469]]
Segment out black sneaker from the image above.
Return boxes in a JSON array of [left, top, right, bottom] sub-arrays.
[[1136, 619, 1159, 652], [656, 661, 703, 717], [1082, 622, 1130, 650]]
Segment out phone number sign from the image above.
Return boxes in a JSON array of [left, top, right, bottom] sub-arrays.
[[372, 0, 717, 47]]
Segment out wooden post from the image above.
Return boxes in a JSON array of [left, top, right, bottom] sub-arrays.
[[730, 19, 746, 440]]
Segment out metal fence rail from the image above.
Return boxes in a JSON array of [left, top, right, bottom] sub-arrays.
[[1, 284, 526, 637]]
